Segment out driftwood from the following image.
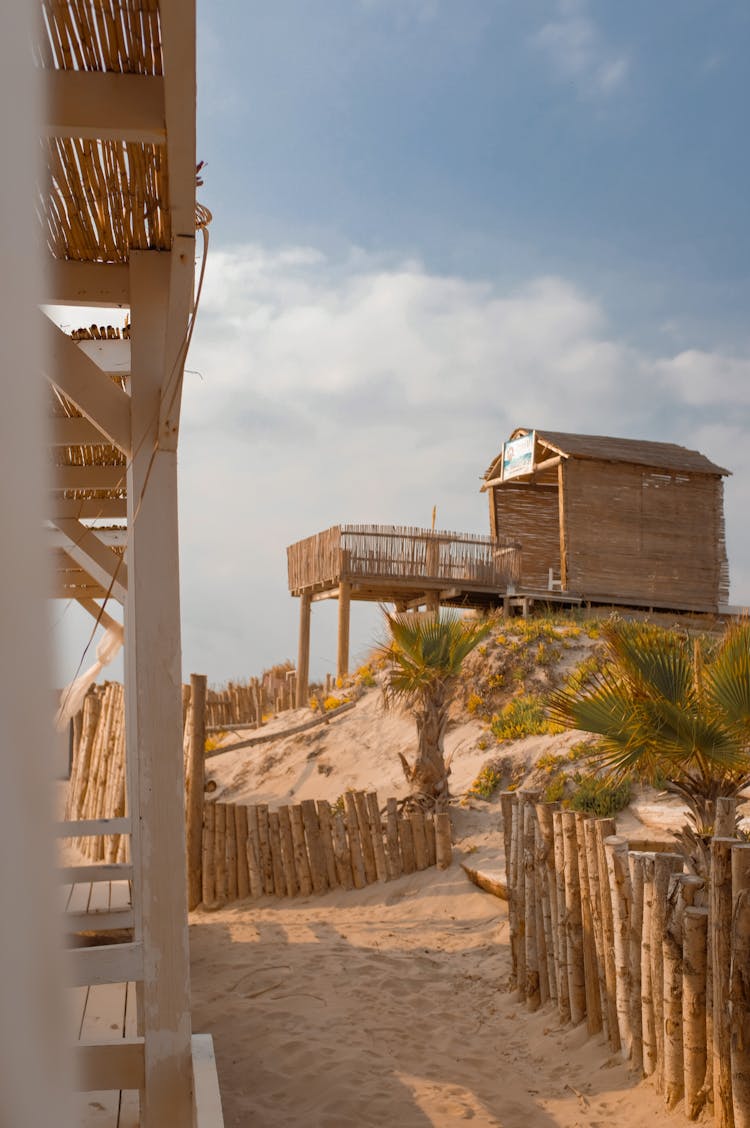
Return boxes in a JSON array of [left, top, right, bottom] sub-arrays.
[[461, 863, 507, 900]]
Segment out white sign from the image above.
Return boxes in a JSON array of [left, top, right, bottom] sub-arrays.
[[502, 432, 535, 481]]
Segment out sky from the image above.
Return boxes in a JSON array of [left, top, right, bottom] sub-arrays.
[[56, 0, 750, 687]]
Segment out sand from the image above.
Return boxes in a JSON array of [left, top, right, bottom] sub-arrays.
[[191, 701, 702, 1128], [190, 853, 700, 1127]]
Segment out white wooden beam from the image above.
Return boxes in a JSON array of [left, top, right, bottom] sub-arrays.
[[53, 519, 127, 604], [45, 260, 130, 307], [64, 907, 134, 933], [52, 465, 127, 492], [45, 71, 165, 144], [67, 942, 143, 987], [50, 416, 109, 446], [58, 864, 133, 884], [126, 250, 193, 1126], [56, 817, 130, 838], [42, 315, 132, 457], [48, 526, 127, 550]]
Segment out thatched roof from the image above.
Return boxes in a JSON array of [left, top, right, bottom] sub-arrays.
[[484, 429, 730, 481]]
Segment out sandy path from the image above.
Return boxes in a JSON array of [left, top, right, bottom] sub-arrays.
[[190, 864, 692, 1127]]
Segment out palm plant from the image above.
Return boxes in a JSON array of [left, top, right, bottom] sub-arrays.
[[382, 609, 492, 808], [547, 619, 750, 835]]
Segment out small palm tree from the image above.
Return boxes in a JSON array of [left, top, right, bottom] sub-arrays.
[[382, 609, 492, 808], [547, 619, 750, 834]]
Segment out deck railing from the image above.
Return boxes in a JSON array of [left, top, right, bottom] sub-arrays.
[[287, 524, 521, 594]]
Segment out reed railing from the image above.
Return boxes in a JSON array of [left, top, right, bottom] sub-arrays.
[[287, 524, 521, 594]]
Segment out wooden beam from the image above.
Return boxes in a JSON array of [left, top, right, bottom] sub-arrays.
[[45, 71, 165, 144], [65, 907, 135, 933], [50, 416, 110, 446], [56, 817, 130, 838], [296, 592, 312, 707], [311, 587, 340, 603], [126, 250, 193, 1126], [42, 315, 131, 457], [75, 1039, 145, 1092], [52, 517, 127, 603], [45, 260, 129, 307], [52, 465, 127, 492], [48, 526, 127, 549], [58, 864, 133, 884], [50, 498, 127, 520], [67, 941, 143, 987]]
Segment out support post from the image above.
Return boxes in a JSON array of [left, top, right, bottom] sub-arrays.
[[296, 592, 311, 707], [337, 579, 351, 680], [126, 250, 193, 1127]]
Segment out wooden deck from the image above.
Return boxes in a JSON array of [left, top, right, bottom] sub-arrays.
[[287, 523, 522, 604]]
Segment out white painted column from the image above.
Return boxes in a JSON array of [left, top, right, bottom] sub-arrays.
[[126, 250, 194, 1126]]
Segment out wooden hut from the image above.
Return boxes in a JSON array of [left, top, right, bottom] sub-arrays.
[[482, 429, 730, 613]]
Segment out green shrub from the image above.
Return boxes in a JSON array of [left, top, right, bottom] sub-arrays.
[[568, 772, 631, 817], [543, 772, 567, 803], [468, 763, 505, 800], [490, 695, 564, 741]]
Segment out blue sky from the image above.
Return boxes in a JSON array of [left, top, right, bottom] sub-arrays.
[[56, 1, 750, 686]]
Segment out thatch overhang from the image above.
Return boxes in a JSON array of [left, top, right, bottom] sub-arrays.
[[483, 428, 730, 486]]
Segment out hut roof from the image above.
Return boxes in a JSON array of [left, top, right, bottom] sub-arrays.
[[484, 429, 730, 481]]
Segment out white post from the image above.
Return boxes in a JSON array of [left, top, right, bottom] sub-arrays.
[[126, 250, 193, 1126]]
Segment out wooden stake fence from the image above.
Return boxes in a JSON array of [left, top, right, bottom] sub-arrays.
[[202, 790, 451, 903], [499, 790, 750, 1127]]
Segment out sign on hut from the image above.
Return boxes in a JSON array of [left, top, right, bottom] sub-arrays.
[[482, 429, 731, 614]]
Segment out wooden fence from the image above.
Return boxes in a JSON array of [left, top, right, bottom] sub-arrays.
[[200, 792, 453, 905], [501, 789, 750, 1126]]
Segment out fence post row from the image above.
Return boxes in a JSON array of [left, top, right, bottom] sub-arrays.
[[499, 791, 750, 1127]]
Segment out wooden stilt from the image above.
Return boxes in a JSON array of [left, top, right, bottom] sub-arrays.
[[562, 811, 585, 1024], [355, 792, 378, 882], [524, 801, 541, 1012], [214, 802, 227, 905], [652, 853, 685, 1093], [337, 580, 351, 680], [296, 593, 311, 707], [256, 804, 274, 895], [628, 852, 647, 1074], [245, 806, 263, 899]]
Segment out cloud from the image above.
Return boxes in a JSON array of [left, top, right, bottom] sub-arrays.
[[146, 242, 749, 681], [531, 0, 629, 98]]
